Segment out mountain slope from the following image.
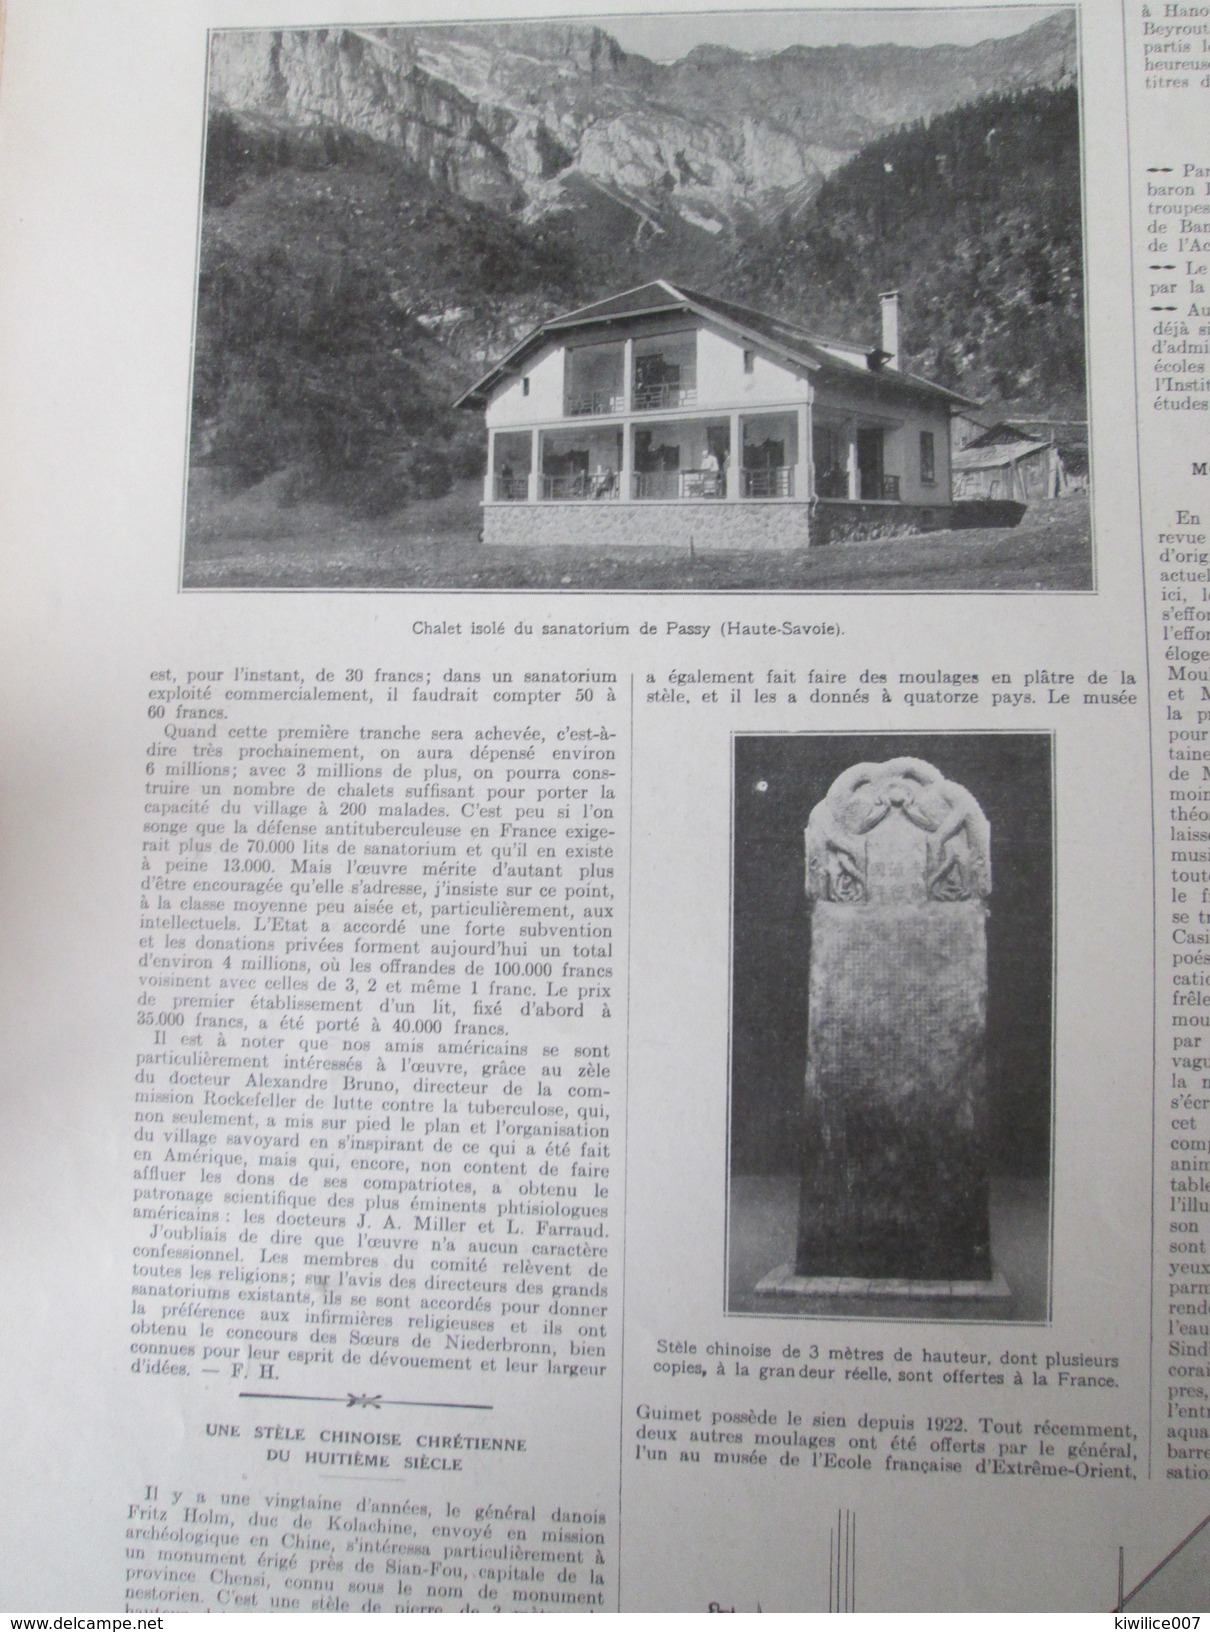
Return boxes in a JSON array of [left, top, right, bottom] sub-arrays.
[[722, 84, 1085, 409]]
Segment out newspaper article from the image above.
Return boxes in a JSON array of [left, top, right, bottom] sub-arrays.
[[0, 0, 1206, 1613]]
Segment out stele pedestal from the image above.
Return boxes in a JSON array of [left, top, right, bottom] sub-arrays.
[[757, 757, 1009, 1301]]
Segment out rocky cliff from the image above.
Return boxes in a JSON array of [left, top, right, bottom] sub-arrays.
[[207, 12, 1078, 228]]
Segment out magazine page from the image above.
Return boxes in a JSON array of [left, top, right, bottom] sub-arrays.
[[0, 0, 1203, 1614]]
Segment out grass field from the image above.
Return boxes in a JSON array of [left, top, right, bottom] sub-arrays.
[[181, 472, 1094, 593]]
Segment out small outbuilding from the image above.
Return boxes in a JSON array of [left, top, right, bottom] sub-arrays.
[[951, 417, 1083, 502]]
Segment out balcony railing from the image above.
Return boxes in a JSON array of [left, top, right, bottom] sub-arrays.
[[633, 469, 726, 500], [493, 474, 529, 501], [816, 473, 904, 502], [565, 389, 625, 417], [743, 465, 794, 498], [858, 473, 901, 501], [632, 381, 698, 412], [541, 472, 620, 501]]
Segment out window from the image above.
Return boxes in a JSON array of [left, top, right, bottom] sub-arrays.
[[920, 430, 936, 485], [743, 349, 755, 374], [522, 377, 530, 397]]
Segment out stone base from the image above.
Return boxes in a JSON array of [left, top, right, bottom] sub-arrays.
[[482, 500, 812, 552], [813, 499, 952, 544], [754, 1264, 1011, 1300], [483, 499, 956, 550]]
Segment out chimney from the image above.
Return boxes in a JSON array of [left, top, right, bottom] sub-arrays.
[[879, 290, 900, 371]]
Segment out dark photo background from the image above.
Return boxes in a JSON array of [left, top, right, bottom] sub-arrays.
[[729, 732, 1054, 1185]]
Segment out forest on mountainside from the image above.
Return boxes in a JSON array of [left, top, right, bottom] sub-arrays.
[[724, 84, 1084, 411], [191, 124, 585, 513]]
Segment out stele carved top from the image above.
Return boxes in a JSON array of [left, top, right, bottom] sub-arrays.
[[805, 758, 991, 906]]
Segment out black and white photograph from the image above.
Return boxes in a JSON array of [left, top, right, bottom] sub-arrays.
[[181, 7, 1090, 593], [726, 732, 1054, 1322]]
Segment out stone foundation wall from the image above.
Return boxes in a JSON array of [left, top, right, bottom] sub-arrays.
[[482, 501, 813, 552], [950, 499, 1026, 531], [813, 500, 952, 545], [483, 500, 955, 550]]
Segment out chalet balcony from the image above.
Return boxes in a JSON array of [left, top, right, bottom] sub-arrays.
[[812, 422, 901, 502], [563, 340, 624, 420], [633, 333, 697, 413], [812, 470, 903, 501], [566, 389, 625, 417], [633, 468, 726, 500], [855, 472, 901, 501], [632, 378, 698, 412], [743, 465, 794, 499], [541, 471, 620, 501], [815, 466, 848, 499]]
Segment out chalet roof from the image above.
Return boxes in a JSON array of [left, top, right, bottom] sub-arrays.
[[454, 278, 974, 410], [958, 413, 1088, 443], [965, 420, 1050, 448], [541, 281, 691, 327], [952, 438, 1052, 471]]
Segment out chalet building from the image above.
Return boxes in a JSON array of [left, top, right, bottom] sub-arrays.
[[455, 280, 970, 550]]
